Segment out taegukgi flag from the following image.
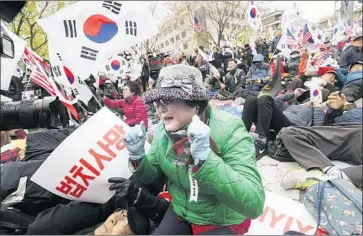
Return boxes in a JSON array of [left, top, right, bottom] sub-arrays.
[[37, 1, 157, 79]]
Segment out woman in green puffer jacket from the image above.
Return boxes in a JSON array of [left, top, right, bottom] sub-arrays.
[[123, 64, 265, 235]]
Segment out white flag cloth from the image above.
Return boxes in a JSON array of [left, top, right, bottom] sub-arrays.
[[0, 21, 27, 90], [37, 1, 157, 79], [102, 54, 129, 76], [48, 42, 93, 104], [280, 3, 301, 32], [198, 48, 213, 62], [313, 28, 326, 45], [247, 4, 262, 31]]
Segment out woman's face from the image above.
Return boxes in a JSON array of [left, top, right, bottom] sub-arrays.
[[123, 86, 134, 99], [154, 99, 197, 132], [95, 210, 133, 235]]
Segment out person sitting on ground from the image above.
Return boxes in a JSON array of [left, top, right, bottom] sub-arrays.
[[218, 59, 246, 100], [194, 55, 210, 82], [125, 64, 265, 235], [245, 54, 271, 94], [283, 50, 300, 79], [103, 79, 119, 100], [341, 61, 362, 103], [338, 35, 363, 69], [243, 44, 254, 68], [103, 81, 148, 129]]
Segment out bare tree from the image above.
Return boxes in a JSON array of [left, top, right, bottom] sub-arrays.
[[139, 1, 170, 54], [164, 1, 250, 47]]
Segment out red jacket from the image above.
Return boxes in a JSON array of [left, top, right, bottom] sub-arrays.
[[103, 96, 148, 129]]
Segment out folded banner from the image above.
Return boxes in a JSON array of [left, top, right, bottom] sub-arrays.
[[249, 191, 317, 235], [31, 107, 150, 204]]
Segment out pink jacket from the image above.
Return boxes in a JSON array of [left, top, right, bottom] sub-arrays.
[[103, 96, 148, 129]]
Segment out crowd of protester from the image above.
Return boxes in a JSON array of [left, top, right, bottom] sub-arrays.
[[1, 27, 362, 235]]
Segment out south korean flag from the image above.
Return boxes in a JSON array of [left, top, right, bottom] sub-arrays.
[[37, 1, 157, 79], [49, 44, 93, 105], [103, 55, 128, 76]]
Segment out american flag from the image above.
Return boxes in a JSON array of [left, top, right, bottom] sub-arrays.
[[315, 51, 332, 67], [193, 12, 203, 32], [299, 23, 314, 47], [29, 68, 57, 96], [286, 28, 299, 49]]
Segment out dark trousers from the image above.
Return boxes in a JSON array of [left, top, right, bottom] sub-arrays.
[[280, 125, 363, 188], [242, 95, 291, 137], [152, 206, 234, 235], [286, 78, 304, 91], [141, 75, 149, 92]]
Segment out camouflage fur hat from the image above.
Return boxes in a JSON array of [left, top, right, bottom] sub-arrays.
[[143, 64, 209, 103]]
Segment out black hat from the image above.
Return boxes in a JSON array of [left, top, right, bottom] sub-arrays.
[[127, 207, 150, 235]]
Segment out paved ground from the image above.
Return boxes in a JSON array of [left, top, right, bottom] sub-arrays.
[[257, 155, 352, 202]]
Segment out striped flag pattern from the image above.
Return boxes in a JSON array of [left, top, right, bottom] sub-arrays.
[[29, 68, 57, 96], [315, 51, 332, 67], [193, 12, 203, 32], [299, 23, 314, 47], [286, 28, 299, 49]]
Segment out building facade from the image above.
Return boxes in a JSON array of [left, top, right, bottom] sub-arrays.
[[154, 4, 250, 55]]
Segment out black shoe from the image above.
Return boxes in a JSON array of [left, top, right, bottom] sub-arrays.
[[254, 137, 267, 160], [267, 129, 277, 141]]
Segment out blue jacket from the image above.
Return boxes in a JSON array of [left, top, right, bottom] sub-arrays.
[[313, 107, 362, 126]]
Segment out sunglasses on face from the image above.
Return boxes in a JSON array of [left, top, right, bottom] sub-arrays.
[[153, 99, 173, 107]]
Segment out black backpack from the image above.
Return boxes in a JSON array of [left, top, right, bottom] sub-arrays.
[[266, 128, 295, 162]]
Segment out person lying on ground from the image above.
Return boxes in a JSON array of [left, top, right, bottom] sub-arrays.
[[242, 89, 318, 159], [126, 64, 265, 235], [313, 91, 362, 126], [26, 175, 168, 235], [280, 125, 362, 190], [103, 81, 149, 129]]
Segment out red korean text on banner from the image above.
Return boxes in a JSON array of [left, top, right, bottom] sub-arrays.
[[55, 124, 126, 198]]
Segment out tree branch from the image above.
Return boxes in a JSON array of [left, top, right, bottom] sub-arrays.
[[33, 36, 48, 51], [38, 1, 49, 19]]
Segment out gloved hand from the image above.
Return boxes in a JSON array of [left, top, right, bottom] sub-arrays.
[[123, 121, 147, 161], [108, 177, 141, 207], [187, 115, 211, 165]]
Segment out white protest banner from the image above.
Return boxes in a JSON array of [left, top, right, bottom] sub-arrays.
[[31, 107, 150, 204], [0, 21, 27, 90], [38, 1, 157, 79], [249, 191, 317, 235]]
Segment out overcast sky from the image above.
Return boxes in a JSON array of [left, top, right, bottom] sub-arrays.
[[268, 1, 337, 23]]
